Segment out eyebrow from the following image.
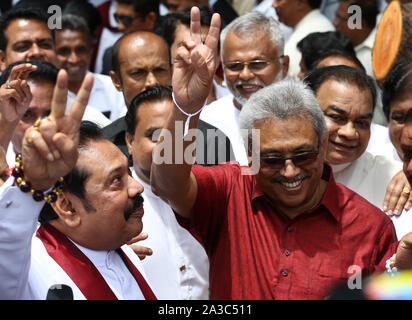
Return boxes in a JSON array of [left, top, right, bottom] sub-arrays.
[[326, 105, 373, 119], [145, 126, 162, 135], [107, 165, 127, 178]]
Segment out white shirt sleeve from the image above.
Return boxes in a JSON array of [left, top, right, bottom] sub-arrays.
[[0, 177, 44, 299]]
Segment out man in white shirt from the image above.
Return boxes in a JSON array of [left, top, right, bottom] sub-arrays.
[[305, 65, 412, 238], [272, 0, 334, 77], [200, 12, 289, 165], [333, 0, 380, 76], [0, 70, 155, 300], [124, 85, 209, 299], [55, 14, 125, 121]]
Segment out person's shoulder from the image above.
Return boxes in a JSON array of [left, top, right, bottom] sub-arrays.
[[102, 116, 126, 138]]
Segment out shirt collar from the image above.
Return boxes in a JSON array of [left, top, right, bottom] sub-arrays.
[[71, 239, 112, 268], [355, 26, 377, 51], [251, 163, 342, 222]]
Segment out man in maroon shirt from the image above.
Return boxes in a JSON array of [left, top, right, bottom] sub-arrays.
[[151, 7, 397, 299]]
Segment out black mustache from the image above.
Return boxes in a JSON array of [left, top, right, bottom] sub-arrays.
[[271, 173, 310, 184], [124, 194, 144, 221]]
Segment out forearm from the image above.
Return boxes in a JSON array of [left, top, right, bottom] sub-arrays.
[[0, 113, 19, 152], [0, 177, 44, 299], [150, 106, 199, 217]]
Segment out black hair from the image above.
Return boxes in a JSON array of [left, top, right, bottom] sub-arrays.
[[39, 121, 104, 223], [297, 31, 365, 73], [125, 85, 172, 135], [0, 60, 58, 86], [62, 0, 103, 38], [340, 0, 379, 29], [58, 14, 92, 44], [159, 5, 212, 49], [304, 65, 377, 110], [382, 59, 412, 121], [312, 49, 365, 72], [307, 0, 322, 8], [0, 5, 52, 51], [115, 0, 160, 17]]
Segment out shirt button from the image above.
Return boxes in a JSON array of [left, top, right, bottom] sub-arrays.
[[281, 270, 288, 277], [285, 249, 290, 256], [287, 226, 293, 232]]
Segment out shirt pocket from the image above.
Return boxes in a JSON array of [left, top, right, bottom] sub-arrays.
[[306, 253, 349, 299]]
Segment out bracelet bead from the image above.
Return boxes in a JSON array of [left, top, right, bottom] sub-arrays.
[[13, 153, 63, 203]]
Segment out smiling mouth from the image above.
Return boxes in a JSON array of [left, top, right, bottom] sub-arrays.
[[237, 84, 262, 93], [330, 140, 358, 150], [281, 180, 303, 188]]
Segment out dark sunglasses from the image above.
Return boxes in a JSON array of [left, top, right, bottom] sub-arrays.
[[113, 13, 136, 27], [224, 60, 271, 72], [260, 151, 319, 170]]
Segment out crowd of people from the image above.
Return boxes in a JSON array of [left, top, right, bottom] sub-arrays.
[[0, 0, 412, 300]]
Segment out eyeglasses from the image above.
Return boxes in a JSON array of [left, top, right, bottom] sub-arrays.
[[224, 60, 272, 73], [260, 150, 319, 170], [113, 13, 137, 28]]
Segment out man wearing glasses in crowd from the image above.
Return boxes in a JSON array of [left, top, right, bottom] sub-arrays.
[[199, 11, 289, 166], [101, 0, 159, 75]]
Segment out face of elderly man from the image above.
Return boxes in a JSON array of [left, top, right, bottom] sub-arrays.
[[316, 78, 373, 165], [255, 115, 328, 217], [222, 31, 288, 108]]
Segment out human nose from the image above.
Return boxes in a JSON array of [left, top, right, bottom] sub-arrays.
[[27, 43, 44, 60], [68, 51, 79, 64], [238, 64, 255, 81], [144, 72, 159, 90], [128, 175, 144, 198], [279, 159, 300, 178], [338, 121, 358, 140]]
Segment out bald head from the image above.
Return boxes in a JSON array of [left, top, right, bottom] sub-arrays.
[[110, 31, 172, 107]]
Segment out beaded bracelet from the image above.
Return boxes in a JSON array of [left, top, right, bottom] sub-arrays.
[[12, 153, 63, 203]]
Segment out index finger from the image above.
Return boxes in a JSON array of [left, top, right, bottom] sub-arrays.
[[8, 63, 37, 81], [204, 12, 221, 53], [67, 72, 94, 122], [50, 69, 69, 119], [190, 6, 202, 44]]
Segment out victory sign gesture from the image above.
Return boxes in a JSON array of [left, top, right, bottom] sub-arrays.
[[172, 7, 221, 113], [21, 70, 93, 191]]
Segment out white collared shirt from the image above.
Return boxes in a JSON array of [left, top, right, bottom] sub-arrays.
[[67, 73, 126, 121], [285, 9, 335, 78], [134, 171, 209, 300], [332, 151, 402, 212], [355, 26, 378, 77], [200, 94, 248, 166]]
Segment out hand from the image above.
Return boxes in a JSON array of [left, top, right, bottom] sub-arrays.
[[382, 170, 412, 216], [127, 232, 153, 260], [172, 6, 221, 113], [21, 70, 93, 191], [0, 63, 37, 122], [394, 232, 412, 269]]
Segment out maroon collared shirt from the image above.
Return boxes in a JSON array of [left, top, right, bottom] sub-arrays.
[[178, 163, 397, 300]]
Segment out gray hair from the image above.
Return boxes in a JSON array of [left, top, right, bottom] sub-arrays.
[[220, 11, 284, 59], [239, 79, 328, 146]]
